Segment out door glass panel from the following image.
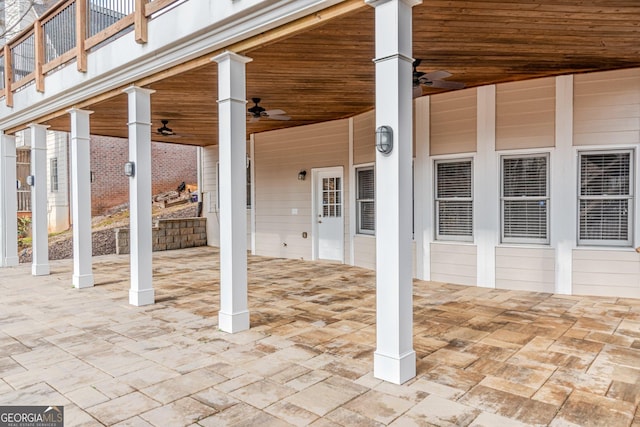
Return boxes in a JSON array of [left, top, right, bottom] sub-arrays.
[[321, 176, 342, 218]]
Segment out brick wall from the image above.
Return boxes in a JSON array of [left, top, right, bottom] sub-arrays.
[[90, 136, 197, 214], [115, 217, 207, 254]]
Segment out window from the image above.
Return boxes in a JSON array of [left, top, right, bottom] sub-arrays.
[[356, 166, 374, 234], [435, 159, 472, 240], [50, 157, 59, 192], [578, 150, 633, 246], [501, 154, 549, 244]]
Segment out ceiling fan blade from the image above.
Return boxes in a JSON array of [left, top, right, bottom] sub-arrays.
[[430, 80, 466, 89], [264, 109, 286, 116], [249, 116, 260, 123], [268, 115, 291, 121], [424, 70, 452, 80], [413, 85, 423, 98]]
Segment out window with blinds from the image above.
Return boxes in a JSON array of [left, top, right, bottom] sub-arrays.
[[578, 150, 633, 246], [356, 166, 375, 234], [435, 159, 473, 241], [501, 154, 549, 244]]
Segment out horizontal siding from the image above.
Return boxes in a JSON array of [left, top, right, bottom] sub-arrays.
[[430, 243, 477, 285], [353, 110, 375, 165], [430, 89, 477, 155], [574, 68, 640, 146], [572, 249, 640, 298], [496, 78, 555, 150], [353, 235, 375, 270], [254, 120, 350, 261], [495, 246, 555, 293]]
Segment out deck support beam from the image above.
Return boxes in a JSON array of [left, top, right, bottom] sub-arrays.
[[124, 86, 155, 306], [367, 0, 419, 384], [68, 108, 94, 288], [212, 51, 251, 334], [0, 132, 18, 267], [29, 123, 50, 276]]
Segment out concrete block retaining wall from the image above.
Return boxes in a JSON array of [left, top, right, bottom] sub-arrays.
[[115, 218, 207, 255]]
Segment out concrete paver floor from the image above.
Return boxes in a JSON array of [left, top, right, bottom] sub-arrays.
[[1, 246, 640, 426]]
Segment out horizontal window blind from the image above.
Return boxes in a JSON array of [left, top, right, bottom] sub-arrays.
[[435, 160, 472, 240], [357, 167, 374, 234], [579, 151, 632, 245], [501, 154, 548, 243]]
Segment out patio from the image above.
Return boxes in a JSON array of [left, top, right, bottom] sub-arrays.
[[1, 247, 639, 426]]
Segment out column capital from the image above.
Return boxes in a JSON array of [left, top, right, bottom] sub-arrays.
[[27, 123, 50, 131], [366, 0, 422, 7], [123, 85, 156, 96], [67, 107, 94, 116], [211, 51, 253, 65]]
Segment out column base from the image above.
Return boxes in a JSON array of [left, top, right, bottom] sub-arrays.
[[73, 274, 95, 289], [218, 310, 250, 333], [129, 288, 155, 306], [3, 256, 19, 267], [32, 263, 50, 276], [374, 350, 416, 384]]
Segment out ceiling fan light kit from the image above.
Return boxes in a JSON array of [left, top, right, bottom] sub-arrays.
[[247, 97, 290, 122]]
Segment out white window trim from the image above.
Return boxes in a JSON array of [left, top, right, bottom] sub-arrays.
[[434, 157, 474, 242], [500, 152, 550, 245], [355, 162, 375, 236], [577, 148, 634, 247]]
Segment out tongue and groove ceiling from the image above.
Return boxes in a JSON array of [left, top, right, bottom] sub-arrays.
[[43, 1, 640, 146]]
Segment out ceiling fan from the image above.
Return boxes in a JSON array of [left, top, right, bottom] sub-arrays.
[[247, 98, 290, 122], [156, 119, 180, 137], [413, 59, 465, 97]]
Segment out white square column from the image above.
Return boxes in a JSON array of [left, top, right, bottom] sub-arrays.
[[123, 86, 155, 306], [212, 51, 251, 334], [0, 132, 19, 267], [367, 0, 420, 384], [68, 108, 94, 288], [29, 124, 50, 276]]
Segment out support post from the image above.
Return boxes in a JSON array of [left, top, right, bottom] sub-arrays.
[[29, 124, 50, 276], [553, 75, 575, 294], [0, 132, 19, 267], [123, 86, 155, 306], [367, 0, 419, 384], [212, 51, 251, 333], [76, 0, 87, 72], [68, 108, 94, 288], [134, 0, 148, 44], [475, 85, 497, 288]]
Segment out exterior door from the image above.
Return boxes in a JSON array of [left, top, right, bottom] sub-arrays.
[[313, 167, 344, 262]]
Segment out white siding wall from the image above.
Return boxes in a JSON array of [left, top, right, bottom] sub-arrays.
[[495, 247, 555, 292], [496, 78, 555, 150], [430, 243, 477, 285], [574, 68, 640, 146], [253, 119, 350, 261], [202, 145, 220, 247], [353, 110, 375, 165], [202, 143, 252, 249], [353, 235, 375, 270], [47, 131, 69, 233], [430, 89, 477, 155], [572, 250, 640, 298]]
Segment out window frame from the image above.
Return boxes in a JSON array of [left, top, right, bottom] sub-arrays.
[[49, 157, 59, 193], [355, 164, 375, 235], [500, 152, 550, 245], [434, 157, 474, 242], [577, 149, 634, 247]]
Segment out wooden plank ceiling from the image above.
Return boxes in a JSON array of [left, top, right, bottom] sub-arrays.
[[44, 0, 640, 146]]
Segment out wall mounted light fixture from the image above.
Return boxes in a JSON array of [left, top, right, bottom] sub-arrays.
[[26, 175, 35, 186], [124, 162, 135, 177], [376, 125, 393, 154], [298, 170, 307, 180]]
